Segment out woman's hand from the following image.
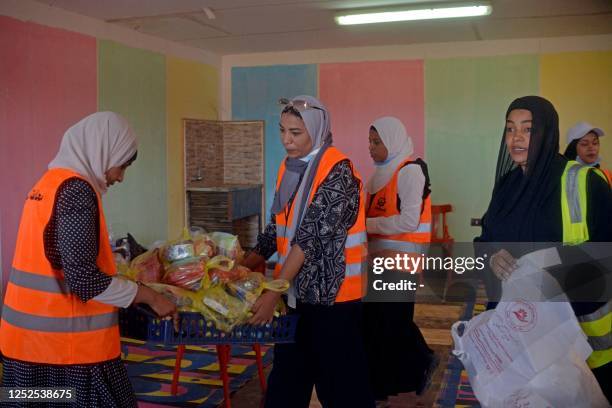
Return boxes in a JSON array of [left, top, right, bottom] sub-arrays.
[[249, 290, 281, 325], [133, 285, 179, 330], [490, 249, 517, 281], [149, 292, 178, 318]]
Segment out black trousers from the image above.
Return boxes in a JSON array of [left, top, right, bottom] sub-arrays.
[[363, 302, 433, 399], [264, 300, 375, 408]]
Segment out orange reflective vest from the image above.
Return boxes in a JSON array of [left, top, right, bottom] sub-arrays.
[[602, 168, 611, 187], [274, 147, 367, 303], [367, 158, 432, 256], [0, 168, 120, 365]]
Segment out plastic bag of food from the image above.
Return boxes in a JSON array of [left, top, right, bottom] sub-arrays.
[[114, 252, 130, 276], [147, 283, 198, 311], [192, 233, 217, 258], [209, 232, 244, 262], [159, 228, 194, 263], [205, 255, 249, 283], [227, 272, 265, 304], [127, 249, 163, 283], [161, 240, 195, 263], [193, 285, 251, 332], [227, 272, 290, 305], [162, 256, 208, 290]]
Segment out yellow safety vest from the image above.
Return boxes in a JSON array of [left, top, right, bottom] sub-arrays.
[[560, 160, 611, 369]]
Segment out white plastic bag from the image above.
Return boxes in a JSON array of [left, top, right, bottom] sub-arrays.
[[452, 248, 608, 408]]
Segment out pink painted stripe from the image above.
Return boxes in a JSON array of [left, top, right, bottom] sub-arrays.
[[0, 16, 97, 287], [319, 60, 425, 183]]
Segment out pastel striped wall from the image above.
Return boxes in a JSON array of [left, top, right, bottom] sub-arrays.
[[231, 65, 318, 218], [425, 55, 539, 242], [0, 16, 220, 289], [230, 56, 540, 242], [319, 60, 425, 182], [540, 51, 612, 170], [0, 16, 97, 285], [98, 40, 168, 246], [166, 56, 219, 240]]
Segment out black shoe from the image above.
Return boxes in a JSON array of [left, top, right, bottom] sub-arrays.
[[416, 353, 440, 396]]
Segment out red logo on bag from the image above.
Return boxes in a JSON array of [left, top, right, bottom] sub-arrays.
[[504, 301, 537, 332]]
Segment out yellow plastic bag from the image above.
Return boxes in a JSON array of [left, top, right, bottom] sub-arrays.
[[209, 232, 245, 262], [147, 283, 198, 312], [126, 249, 163, 283], [192, 285, 251, 332], [227, 272, 290, 306], [205, 255, 251, 284]]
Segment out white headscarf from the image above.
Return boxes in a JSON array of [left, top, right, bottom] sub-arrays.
[[366, 116, 414, 194], [48, 112, 137, 194]]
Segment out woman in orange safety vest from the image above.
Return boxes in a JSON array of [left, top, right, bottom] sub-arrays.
[[241, 95, 374, 408], [362, 116, 439, 404], [0, 112, 176, 407]]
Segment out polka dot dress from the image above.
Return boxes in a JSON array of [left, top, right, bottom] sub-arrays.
[[2, 178, 136, 407]]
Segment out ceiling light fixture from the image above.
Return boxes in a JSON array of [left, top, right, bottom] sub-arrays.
[[335, 4, 492, 25]]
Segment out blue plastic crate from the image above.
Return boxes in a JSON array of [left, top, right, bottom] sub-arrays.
[[119, 307, 298, 345]]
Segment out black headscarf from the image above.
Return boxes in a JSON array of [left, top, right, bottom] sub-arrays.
[[482, 96, 566, 242], [563, 139, 579, 160]]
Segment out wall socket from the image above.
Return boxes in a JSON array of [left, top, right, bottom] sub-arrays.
[[471, 218, 482, 227]]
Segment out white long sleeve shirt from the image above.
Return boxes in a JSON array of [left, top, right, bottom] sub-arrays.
[[93, 276, 138, 308], [366, 164, 425, 235]]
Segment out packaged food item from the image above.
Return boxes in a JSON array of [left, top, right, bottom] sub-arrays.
[[209, 232, 244, 262], [207, 257, 250, 284], [162, 240, 195, 262], [192, 234, 217, 258], [227, 272, 265, 304], [127, 249, 163, 283], [162, 256, 208, 290], [193, 286, 251, 332]]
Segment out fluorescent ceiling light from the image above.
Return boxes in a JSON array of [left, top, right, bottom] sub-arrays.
[[336, 5, 492, 25]]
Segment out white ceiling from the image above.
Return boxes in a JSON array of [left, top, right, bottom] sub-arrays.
[[35, 0, 612, 55]]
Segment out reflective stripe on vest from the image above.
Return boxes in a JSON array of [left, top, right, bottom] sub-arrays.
[[561, 161, 611, 368], [577, 302, 612, 353], [367, 158, 432, 253], [0, 168, 120, 365], [273, 147, 366, 303], [10, 268, 70, 294], [561, 162, 608, 244], [2, 305, 118, 333]]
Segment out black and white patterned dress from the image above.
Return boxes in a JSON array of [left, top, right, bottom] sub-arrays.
[[254, 159, 361, 305], [2, 178, 136, 407]]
